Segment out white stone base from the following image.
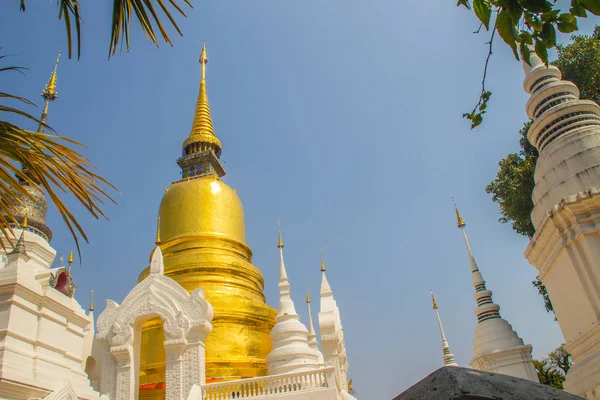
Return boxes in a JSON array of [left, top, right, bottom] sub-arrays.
[[471, 345, 538, 382]]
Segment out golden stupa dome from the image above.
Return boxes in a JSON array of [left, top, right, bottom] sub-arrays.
[[159, 176, 246, 245]]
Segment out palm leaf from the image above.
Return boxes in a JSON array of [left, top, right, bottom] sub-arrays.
[[109, 0, 192, 57]]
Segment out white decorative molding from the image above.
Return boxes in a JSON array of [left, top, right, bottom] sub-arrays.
[[95, 246, 213, 400]]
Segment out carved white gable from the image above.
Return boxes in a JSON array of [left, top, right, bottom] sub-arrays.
[[43, 381, 78, 400], [95, 246, 213, 400]]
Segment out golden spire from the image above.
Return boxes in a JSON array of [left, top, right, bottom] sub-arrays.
[[155, 216, 161, 245], [431, 291, 439, 309], [22, 213, 28, 229], [348, 379, 353, 393], [89, 288, 95, 311], [38, 51, 61, 133], [306, 284, 311, 303], [453, 198, 466, 228], [320, 248, 326, 272], [277, 219, 284, 248], [183, 41, 222, 156], [67, 250, 73, 272], [42, 51, 61, 101]]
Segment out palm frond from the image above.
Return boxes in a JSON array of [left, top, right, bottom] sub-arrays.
[[109, 0, 192, 57], [0, 121, 117, 259]]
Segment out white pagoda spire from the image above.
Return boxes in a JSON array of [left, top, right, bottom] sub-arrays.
[[522, 47, 600, 397], [306, 287, 325, 367], [266, 221, 319, 375], [454, 202, 538, 382], [431, 292, 458, 367], [454, 203, 501, 324]]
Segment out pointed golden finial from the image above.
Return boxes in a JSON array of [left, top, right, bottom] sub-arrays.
[[453, 198, 466, 228], [89, 288, 95, 311], [348, 379, 353, 393], [155, 216, 161, 245], [67, 249, 73, 272], [320, 248, 326, 272], [184, 40, 221, 156], [277, 219, 284, 248], [306, 284, 311, 303], [431, 290, 439, 309], [42, 51, 61, 101], [200, 40, 208, 77], [21, 213, 28, 229]]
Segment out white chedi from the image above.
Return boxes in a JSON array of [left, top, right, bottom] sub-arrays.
[[266, 226, 321, 375]]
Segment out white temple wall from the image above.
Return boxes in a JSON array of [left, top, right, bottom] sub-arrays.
[[542, 238, 597, 341]]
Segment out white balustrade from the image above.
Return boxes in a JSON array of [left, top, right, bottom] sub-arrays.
[[202, 367, 333, 400]]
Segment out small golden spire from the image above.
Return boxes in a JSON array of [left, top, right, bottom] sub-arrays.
[[67, 249, 73, 272], [348, 379, 353, 393], [42, 51, 61, 101], [320, 249, 326, 272], [155, 216, 161, 245], [453, 198, 466, 228], [22, 213, 28, 229], [89, 288, 95, 311], [277, 219, 284, 248], [431, 291, 439, 310], [184, 41, 221, 156], [306, 285, 311, 303]]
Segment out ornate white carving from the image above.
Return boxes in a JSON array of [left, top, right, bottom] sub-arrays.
[[43, 381, 78, 400], [94, 245, 213, 400]]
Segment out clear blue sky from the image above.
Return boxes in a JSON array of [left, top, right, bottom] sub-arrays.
[[1, 2, 598, 399]]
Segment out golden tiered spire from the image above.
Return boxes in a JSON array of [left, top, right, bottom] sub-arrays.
[[42, 52, 61, 101], [453, 199, 466, 228], [277, 219, 284, 248], [38, 51, 61, 133], [183, 41, 222, 156], [320, 249, 326, 272], [22, 213, 28, 229], [431, 291, 439, 309]]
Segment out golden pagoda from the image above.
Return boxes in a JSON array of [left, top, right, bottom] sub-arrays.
[[137, 43, 276, 399]]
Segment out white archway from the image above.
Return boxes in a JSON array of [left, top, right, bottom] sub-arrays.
[[95, 246, 213, 400]]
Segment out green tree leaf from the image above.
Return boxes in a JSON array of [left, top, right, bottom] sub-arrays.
[[457, 0, 472, 9], [581, 0, 600, 15], [557, 13, 578, 33], [474, 0, 492, 30], [524, 12, 543, 31], [541, 9, 560, 21], [570, 0, 588, 17], [541, 21, 557, 46], [535, 38, 549, 64], [497, 9, 520, 59], [521, 0, 552, 13], [520, 41, 532, 65]]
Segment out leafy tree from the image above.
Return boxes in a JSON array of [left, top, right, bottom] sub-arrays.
[[534, 343, 572, 390], [456, 0, 599, 128], [486, 28, 600, 315], [549, 344, 572, 376], [534, 359, 565, 389]]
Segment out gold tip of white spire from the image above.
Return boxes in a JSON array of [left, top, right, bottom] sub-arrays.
[[277, 219, 284, 248], [453, 198, 466, 228], [320, 248, 325, 272], [306, 284, 311, 303], [89, 288, 95, 311], [431, 291, 439, 309]]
